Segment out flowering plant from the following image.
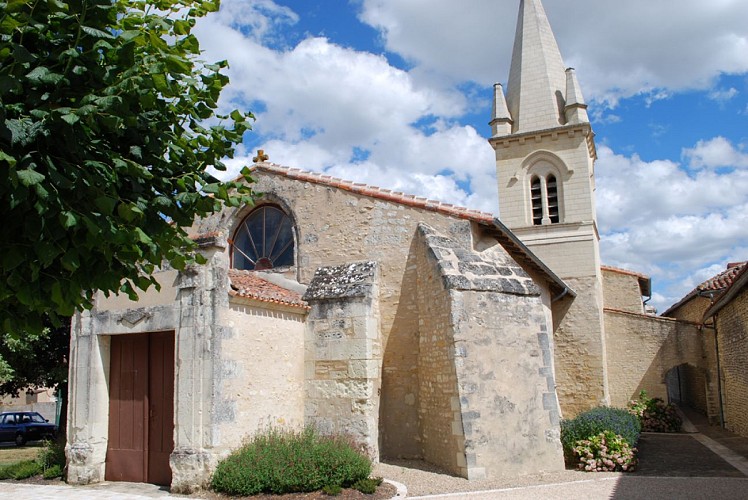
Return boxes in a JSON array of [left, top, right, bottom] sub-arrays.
[[628, 390, 681, 433], [573, 431, 637, 472]]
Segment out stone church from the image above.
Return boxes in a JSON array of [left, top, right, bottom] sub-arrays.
[[65, 0, 687, 492]]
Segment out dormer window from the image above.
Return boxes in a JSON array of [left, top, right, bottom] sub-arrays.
[[530, 173, 560, 225], [232, 205, 294, 271]]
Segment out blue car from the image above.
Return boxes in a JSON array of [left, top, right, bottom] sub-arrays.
[[0, 411, 57, 446]]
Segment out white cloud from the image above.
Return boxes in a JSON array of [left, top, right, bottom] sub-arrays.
[[357, 0, 748, 107], [596, 143, 748, 311], [192, 0, 748, 314], [683, 137, 748, 169], [708, 87, 739, 102]]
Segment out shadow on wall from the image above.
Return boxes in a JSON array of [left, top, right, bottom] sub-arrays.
[[379, 234, 422, 461], [665, 363, 709, 413]]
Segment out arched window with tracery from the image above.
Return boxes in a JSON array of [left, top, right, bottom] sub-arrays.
[[232, 205, 295, 271], [529, 173, 561, 226]]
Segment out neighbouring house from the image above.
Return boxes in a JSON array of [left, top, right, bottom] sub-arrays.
[[660, 262, 747, 424], [65, 0, 707, 492], [700, 264, 748, 437]]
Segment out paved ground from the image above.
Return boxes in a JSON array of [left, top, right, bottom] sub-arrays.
[[2, 408, 748, 499]]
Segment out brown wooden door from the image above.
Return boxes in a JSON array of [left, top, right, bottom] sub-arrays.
[[106, 331, 174, 485]]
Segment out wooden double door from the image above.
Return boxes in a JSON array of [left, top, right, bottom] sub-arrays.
[[106, 331, 175, 486]]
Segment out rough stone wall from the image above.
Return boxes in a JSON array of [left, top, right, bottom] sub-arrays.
[[416, 224, 564, 479], [604, 309, 703, 407], [663, 297, 721, 421], [218, 301, 306, 450], [552, 275, 608, 417], [415, 230, 465, 477], [666, 296, 712, 324], [303, 262, 382, 458], [602, 269, 644, 314], [715, 288, 748, 437], [193, 172, 511, 459]]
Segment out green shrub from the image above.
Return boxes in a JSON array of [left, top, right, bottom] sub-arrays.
[[352, 477, 382, 494], [628, 390, 682, 433], [42, 464, 63, 479], [37, 439, 66, 472], [561, 406, 641, 464], [573, 431, 637, 472], [0, 460, 43, 480], [210, 427, 372, 496], [322, 484, 342, 496]]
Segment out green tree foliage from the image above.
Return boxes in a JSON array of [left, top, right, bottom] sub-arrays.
[[0, 317, 68, 395], [0, 0, 254, 334]]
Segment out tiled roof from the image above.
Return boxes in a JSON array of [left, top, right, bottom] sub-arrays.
[[662, 262, 747, 317], [228, 269, 310, 310], [249, 163, 495, 224], [703, 263, 748, 320], [697, 262, 746, 292]]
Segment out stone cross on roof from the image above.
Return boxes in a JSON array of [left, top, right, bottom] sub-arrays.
[[253, 149, 269, 163]]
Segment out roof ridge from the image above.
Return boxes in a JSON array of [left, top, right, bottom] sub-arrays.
[[249, 162, 496, 224]]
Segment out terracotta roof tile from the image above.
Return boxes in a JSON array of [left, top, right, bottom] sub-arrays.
[[662, 261, 747, 317], [247, 163, 496, 225], [228, 269, 309, 310], [698, 262, 747, 292]]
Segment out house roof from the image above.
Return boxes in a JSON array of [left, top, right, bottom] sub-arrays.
[[703, 263, 748, 321], [247, 162, 574, 299], [228, 269, 310, 310], [661, 262, 747, 317]]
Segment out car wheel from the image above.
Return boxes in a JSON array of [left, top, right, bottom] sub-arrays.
[[15, 433, 26, 446]]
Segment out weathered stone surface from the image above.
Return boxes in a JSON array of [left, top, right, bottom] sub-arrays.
[[418, 223, 540, 296], [303, 262, 377, 300]]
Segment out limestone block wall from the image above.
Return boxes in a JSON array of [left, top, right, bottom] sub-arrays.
[[193, 171, 508, 459], [604, 309, 704, 408], [303, 262, 382, 458], [217, 300, 306, 450], [602, 269, 645, 314], [662, 296, 721, 420], [416, 224, 564, 479], [415, 230, 465, 477], [552, 275, 608, 417], [665, 295, 712, 323], [715, 288, 748, 437], [492, 129, 596, 228]]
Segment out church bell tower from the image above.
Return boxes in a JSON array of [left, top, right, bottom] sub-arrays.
[[490, 0, 609, 415]]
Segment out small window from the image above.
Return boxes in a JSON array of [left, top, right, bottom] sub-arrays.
[[529, 173, 561, 225], [531, 176, 543, 226], [232, 206, 294, 271], [547, 174, 559, 224]]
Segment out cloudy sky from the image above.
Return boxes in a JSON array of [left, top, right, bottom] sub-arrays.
[[193, 0, 748, 312]]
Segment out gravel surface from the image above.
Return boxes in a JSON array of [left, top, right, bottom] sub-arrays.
[[372, 459, 620, 496]]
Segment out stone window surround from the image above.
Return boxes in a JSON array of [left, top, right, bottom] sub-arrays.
[[521, 151, 569, 226], [229, 199, 298, 273]]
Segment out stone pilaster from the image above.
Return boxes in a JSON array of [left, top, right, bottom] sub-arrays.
[[303, 262, 382, 459]]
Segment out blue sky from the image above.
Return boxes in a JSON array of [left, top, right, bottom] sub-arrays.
[[194, 0, 748, 312]]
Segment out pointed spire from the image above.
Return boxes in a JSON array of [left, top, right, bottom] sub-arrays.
[[490, 83, 513, 137], [564, 68, 589, 124], [505, 0, 568, 134]]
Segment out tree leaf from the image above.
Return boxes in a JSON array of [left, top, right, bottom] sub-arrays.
[[16, 168, 45, 187], [81, 26, 114, 39]]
